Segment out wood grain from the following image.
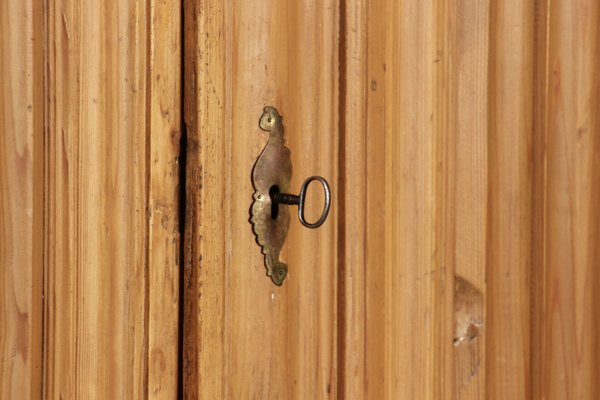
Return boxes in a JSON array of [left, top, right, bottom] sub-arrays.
[[345, 0, 598, 398], [183, 0, 339, 398], [339, 0, 367, 397], [364, 0, 386, 398], [530, 0, 550, 397], [182, 0, 227, 397], [534, 0, 600, 398], [183, 0, 599, 398], [43, 0, 180, 397], [341, 0, 596, 399], [343, 0, 458, 397], [147, 0, 182, 397], [383, 1, 451, 398], [0, 0, 44, 398], [3, 0, 598, 397], [486, 0, 533, 398], [447, 0, 489, 398]]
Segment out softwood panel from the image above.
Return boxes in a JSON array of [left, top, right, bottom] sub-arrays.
[[146, 1, 182, 396], [533, 0, 600, 398], [347, 0, 533, 398], [338, 0, 367, 397], [343, 0, 597, 399], [0, 0, 44, 398], [486, 0, 533, 398], [343, 0, 473, 398], [448, 0, 489, 398], [44, 0, 180, 398], [181, 0, 599, 397], [183, 0, 339, 399]]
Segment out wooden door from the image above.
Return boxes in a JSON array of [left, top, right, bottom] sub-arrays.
[[2, 0, 599, 399], [183, 0, 600, 399], [182, 1, 338, 398], [2, 0, 181, 398]]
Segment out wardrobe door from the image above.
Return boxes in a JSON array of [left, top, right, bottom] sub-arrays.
[[184, 1, 600, 399], [183, 0, 339, 398], [2, 0, 182, 398]]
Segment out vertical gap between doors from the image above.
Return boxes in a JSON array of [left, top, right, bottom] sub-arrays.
[[337, 0, 348, 399], [177, 0, 187, 396]]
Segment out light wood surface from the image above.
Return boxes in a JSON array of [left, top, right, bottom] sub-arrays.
[[2, 0, 599, 398], [0, 0, 44, 398], [338, 0, 367, 398], [448, 0, 489, 397], [146, 0, 182, 396], [486, 0, 533, 398], [534, 0, 600, 398], [183, 0, 339, 398], [339, 0, 598, 399], [43, 0, 180, 398], [183, 0, 599, 398], [342, 0, 484, 397]]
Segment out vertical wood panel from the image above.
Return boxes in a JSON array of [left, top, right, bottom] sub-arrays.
[[180, 0, 600, 398], [284, 2, 339, 399], [486, 0, 533, 398], [44, 0, 180, 397], [535, 0, 600, 397], [184, 0, 339, 398], [179, 0, 600, 398], [147, 0, 182, 396], [182, 0, 227, 397], [339, 0, 367, 398], [349, 0, 492, 398], [0, 0, 44, 398], [530, 0, 550, 397], [364, 0, 387, 398], [447, 1, 489, 398], [383, 1, 451, 398], [342, 0, 457, 397], [4, 1, 600, 397]]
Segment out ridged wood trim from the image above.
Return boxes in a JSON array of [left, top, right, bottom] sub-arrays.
[[0, 0, 45, 397], [43, 0, 180, 397]]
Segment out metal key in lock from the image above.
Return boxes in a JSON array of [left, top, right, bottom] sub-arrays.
[[250, 106, 331, 286]]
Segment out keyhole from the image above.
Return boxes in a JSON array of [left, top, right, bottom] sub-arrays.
[[269, 185, 280, 219]]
